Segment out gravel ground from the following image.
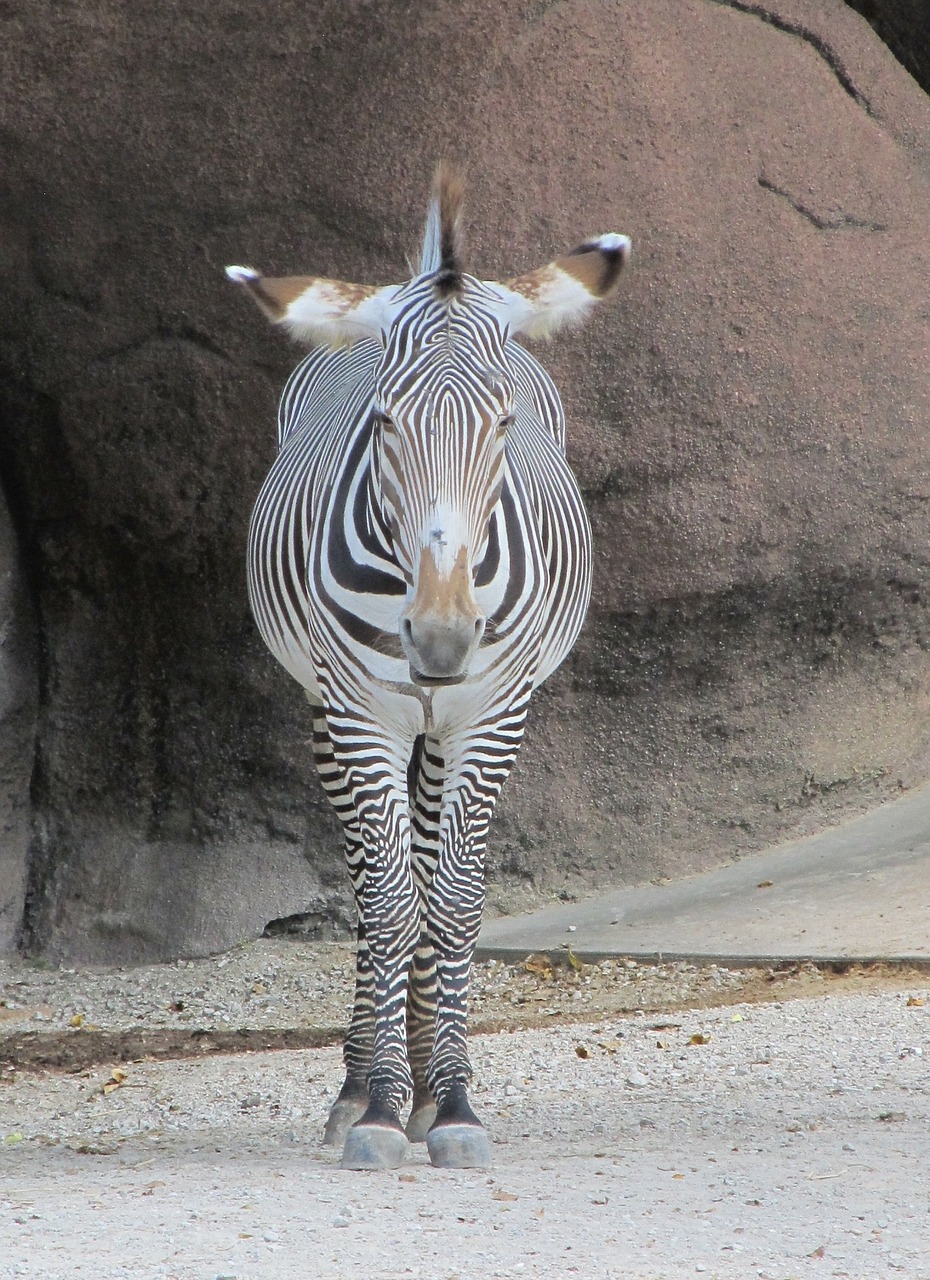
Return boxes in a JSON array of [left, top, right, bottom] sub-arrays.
[[0, 939, 767, 1051], [0, 938, 916, 1053], [0, 940, 928, 1279]]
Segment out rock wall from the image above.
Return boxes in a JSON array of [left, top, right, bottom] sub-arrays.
[[0, 488, 36, 951], [1, 0, 929, 961]]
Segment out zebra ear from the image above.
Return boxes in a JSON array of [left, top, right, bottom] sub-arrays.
[[225, 266, 396, 345], [500, 234, 631, 339]]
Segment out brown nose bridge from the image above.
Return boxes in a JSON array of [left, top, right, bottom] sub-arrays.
[[406, 544, 480, 624]]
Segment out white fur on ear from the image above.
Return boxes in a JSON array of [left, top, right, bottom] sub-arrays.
[[225, 265, 259, 285], [497, 271, 601, 339], [497, 233, 631, 339], [279, 281, 398, 346], [587, 233, 631, 254], [225, 267, 397, 346]]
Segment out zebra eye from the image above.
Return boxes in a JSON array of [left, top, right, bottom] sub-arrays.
[[374, 411, 395, 442], [497, 414, 515, 436]]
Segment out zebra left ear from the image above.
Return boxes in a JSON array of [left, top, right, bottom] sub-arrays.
[[499, 234, 631, 340], [225, 266, 396, 346]]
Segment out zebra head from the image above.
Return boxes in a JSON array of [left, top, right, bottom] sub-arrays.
[[227, 168, 630, 686]]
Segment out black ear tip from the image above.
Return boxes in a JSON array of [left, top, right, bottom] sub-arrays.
[[569, 233, 632, 263], [565, 234, 631, 296]]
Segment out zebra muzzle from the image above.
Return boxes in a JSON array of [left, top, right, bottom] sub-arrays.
[[409, 668, 468, 688], [400, 544, 485, 682], [400, 613, 485, 684]]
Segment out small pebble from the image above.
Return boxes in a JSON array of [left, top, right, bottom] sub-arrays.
[[627, 1071, 649, 1088]]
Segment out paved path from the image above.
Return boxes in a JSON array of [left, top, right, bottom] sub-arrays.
[[479, 786, 930, 965]]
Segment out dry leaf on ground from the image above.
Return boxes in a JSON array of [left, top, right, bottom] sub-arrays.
[[103, 1067, 128, 1095]]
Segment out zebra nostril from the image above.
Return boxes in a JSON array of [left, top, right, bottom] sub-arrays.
[[401, 617, 413, 643], [474, 617, 484, 637]]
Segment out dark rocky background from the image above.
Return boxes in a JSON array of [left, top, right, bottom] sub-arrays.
[[1, 0, 929, 962], [846, 0, 930, 93]]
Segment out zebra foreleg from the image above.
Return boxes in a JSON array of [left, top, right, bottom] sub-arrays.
[[326, 730, 420, 1170], [424, 719, 528, 1170], [423, 815, 493, 1170], [321, 914, 372, 1146], [310, 710, 373, 1147], [340, 831, 420, 1169]]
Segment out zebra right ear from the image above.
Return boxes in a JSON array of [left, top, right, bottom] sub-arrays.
[[499, 233, 631, 339], [225, 266, 397, 346]]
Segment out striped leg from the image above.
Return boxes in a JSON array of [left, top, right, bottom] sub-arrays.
[[404, 734, 445, 1142], [326, 716, 420, 1170], [425, 699, 530, 1169], [310, 710, 372, 1147]]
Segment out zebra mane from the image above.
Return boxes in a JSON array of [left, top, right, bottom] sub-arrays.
[[419, 163, 465, 297]]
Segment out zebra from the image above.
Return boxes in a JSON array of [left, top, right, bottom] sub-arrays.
[[227, 168, 630, 1170]]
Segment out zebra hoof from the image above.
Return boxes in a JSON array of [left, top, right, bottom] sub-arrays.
[[405, 1101, 437, 1143], [426, 1123, 492, 1169], [340, 1123, 410, 1170], [322, 1098, 368, 1148]]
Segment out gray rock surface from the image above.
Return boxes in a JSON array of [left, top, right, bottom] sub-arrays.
[[0, 489, 35, 952], [1, 0, 930, 959]]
